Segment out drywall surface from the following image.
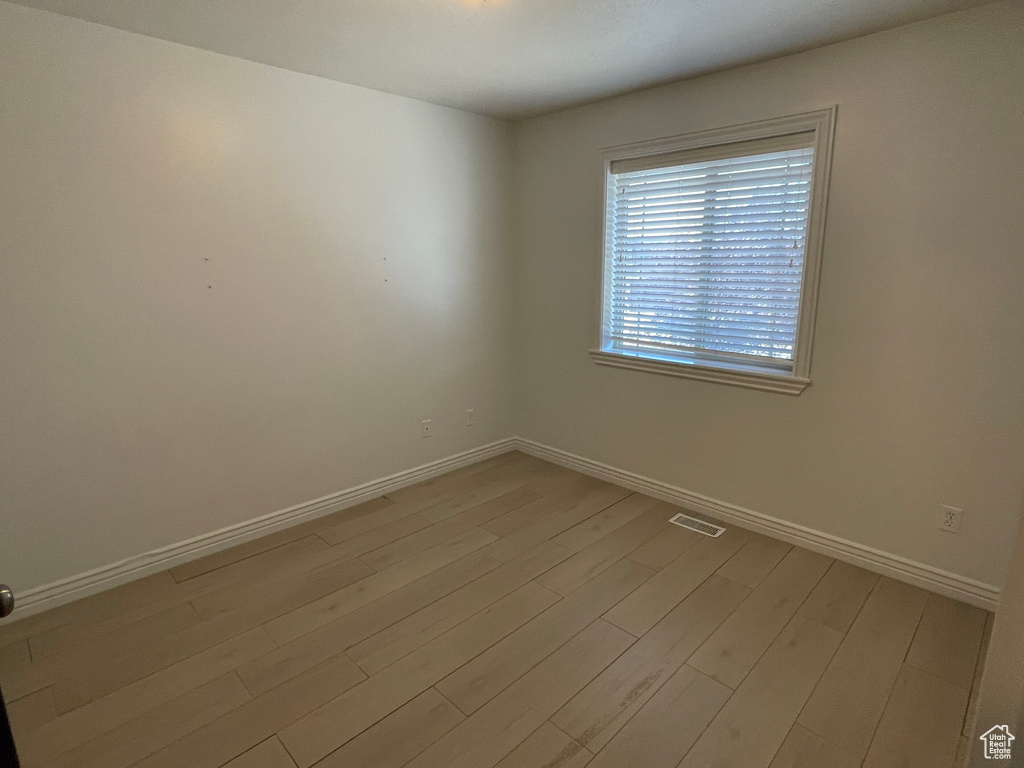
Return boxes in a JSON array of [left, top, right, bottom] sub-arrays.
[[0, 2, 515, 593], [512, 2, 1024, 589]]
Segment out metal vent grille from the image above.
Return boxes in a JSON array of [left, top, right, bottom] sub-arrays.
[[669, 513, 726, 538]]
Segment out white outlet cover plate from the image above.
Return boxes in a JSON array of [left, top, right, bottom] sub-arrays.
[[939, 504, 962, 532]]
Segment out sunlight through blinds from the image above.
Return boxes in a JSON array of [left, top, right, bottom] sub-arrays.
[[604, 135, 816, 371]]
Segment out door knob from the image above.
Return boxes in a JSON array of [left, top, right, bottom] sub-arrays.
[[0, 585, 13, 618]]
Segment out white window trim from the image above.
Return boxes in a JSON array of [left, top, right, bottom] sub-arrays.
[[591, 107, 837, 395]]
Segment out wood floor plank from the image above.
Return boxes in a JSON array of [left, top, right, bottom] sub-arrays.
[[0, 613, 76, 650], [17, 587, 217, 671], [796, 559, 879, 634], [382, 462, 508, 505], [861, 664, 969, 768], [47, 547, 394, 713], [964, 610, 994, 738], [18, 628, 276, 765], [175, 514, 424, 626], [310, 688, 464, 768], [46, 607, 292, 713], [0, 639, 30, 672], [603, 525, 751, 637], [132, 652, 367, 768], [22, 540, 342, 692], [536, 503, 675, 596], [552, 574, 748, 752], [361, 487, 540, 571], [29, 601, 202, 663], [403, 620, 635, 768], [168, 499, 390, 582], [191, 556, 374, 621], [405, 456, 565, 528], [688, 547, 833, 689], [418, 705, 549, 768], [6, 596, 215, 703], [520, 465, 601, 498], [954, 734, 971, 768], [415, 468, 557, 528], [905, 593, 987, 689], [173, 535, 333, 599], [279, 583, 562, 768], [0, 572, 178, 648], [586, 665, 730, 768], [768, 724, 861, 768], [482, 476, 604, 539], [5, 687, 56, 735], [315, 501, 427, 546], [552, 494, 661, 553], [627, 519, 701, 570], [1, 657, 59, 704], [313, 460, 536, 547], [222, 737, 297, 768], [677, 615, 844, 768], [236, 551, 501, 696], [347, 541, 571, 677], [715, 533, 794, 589], [493, 722, 593, 768], [405, 460, 544, 507], [797, 576, 929, 758], [436, 559, 654, 714], [47, 672, 251, 768], [484, 485, 632, 563], [381, 452, 533, 505], [264, 528, 497, 645], [34, 606, 199, 671], [325, 513, 433, 563]]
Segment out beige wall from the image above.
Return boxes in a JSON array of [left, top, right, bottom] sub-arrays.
[[0, 2, 515, 594], [512, 2, 1024, 589]]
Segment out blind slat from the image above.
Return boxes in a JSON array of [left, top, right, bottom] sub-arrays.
[[614, 321, 799, 340], [604, 143, 815, 366]]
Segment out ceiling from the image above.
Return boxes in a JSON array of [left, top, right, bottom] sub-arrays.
[[9, 0, 994, 119]]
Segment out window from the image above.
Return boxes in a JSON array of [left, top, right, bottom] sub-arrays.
[[592, 109, 836, 394]]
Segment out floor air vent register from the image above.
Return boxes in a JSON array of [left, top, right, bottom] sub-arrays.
[[669, 513, 726, 538]]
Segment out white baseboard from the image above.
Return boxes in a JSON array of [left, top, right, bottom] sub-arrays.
[[514, 438, 1000, 610], [6, 438, 518, 621], [6, 433, 999, 622]]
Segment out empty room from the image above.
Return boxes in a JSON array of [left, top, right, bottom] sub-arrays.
[[1, 0, 1023, 766]]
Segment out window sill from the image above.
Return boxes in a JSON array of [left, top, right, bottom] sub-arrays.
[[589, 349, 811, 395]]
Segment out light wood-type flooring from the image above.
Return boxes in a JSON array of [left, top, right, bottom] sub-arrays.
[[0, 451, 992, 768]]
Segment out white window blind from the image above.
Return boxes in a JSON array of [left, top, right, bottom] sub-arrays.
[[603, 134, 817, 372]]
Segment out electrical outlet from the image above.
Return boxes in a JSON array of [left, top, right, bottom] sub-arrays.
[[938, 505, 962, 533], [421, 420, 432, 438], [466, 409, 474, 426]]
